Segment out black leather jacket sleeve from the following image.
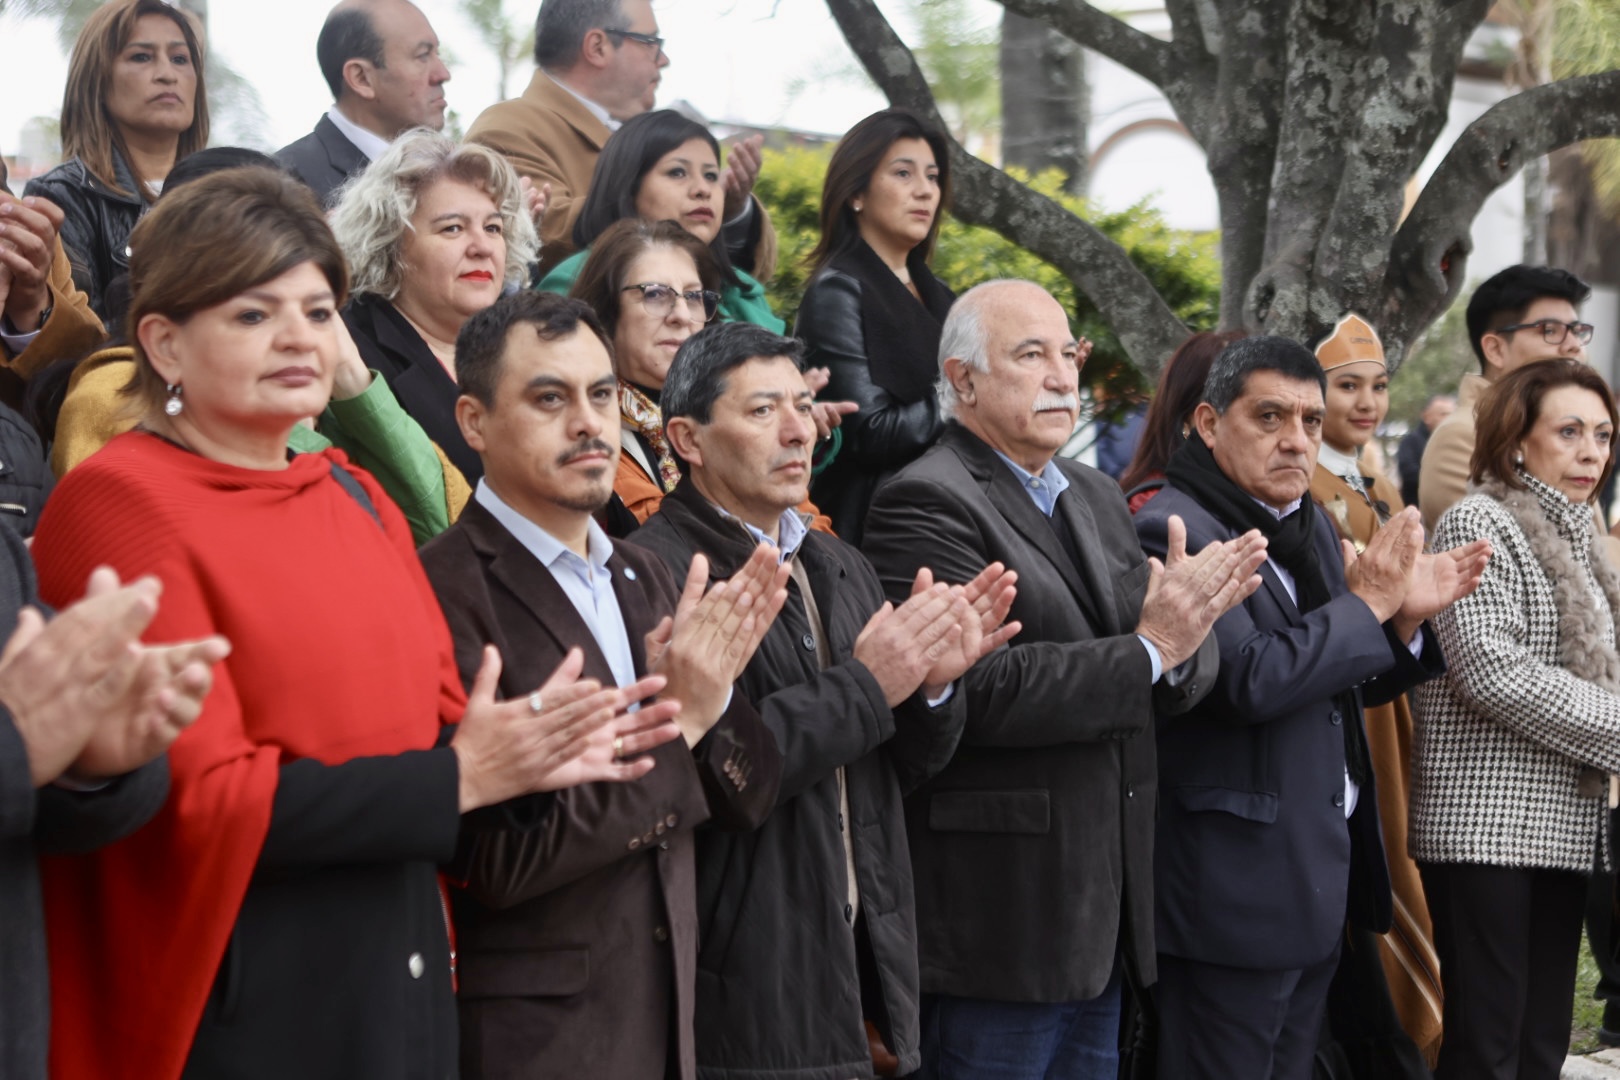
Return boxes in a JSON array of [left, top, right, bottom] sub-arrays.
[[797, 269, 943, 470]]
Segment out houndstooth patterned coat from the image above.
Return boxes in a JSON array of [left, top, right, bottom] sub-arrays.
[[1412, 474, 1620, 873]]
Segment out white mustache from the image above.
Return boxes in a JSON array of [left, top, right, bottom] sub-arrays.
[[1033, 392, 1079, 413]]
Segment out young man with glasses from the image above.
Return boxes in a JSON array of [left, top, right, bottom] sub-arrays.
[[1419, 264, 1596, 533]]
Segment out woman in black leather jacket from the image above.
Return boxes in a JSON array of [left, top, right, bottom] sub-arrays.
[[796, 109, 955, 544], [24, 0, 209, 321]]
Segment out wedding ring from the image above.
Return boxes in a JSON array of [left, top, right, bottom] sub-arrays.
[[613, 736, 625, 760], [528, 692, 544, 715]]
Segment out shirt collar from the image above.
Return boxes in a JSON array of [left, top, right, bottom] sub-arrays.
[[1316, 442, 1363, 482], [547, 73, 621, 132], [991, 450, 1071, 517], [326, 104, 393, 163], [475, 478, 615, 573], [1250, 493, 1303, 521], [713, 503, 809, 563]]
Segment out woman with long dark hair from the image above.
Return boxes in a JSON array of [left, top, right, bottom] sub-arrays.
[[25, 0, 209, 318], [796, 108, 954, 543], [539, 110, 783, 331], [1120, 329, 1246, 513]]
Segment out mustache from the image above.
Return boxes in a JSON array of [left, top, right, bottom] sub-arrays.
[[556, 438, 615, 468], [1033, 391, 1080, 413]]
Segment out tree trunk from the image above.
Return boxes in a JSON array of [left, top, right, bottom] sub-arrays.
[[1522, 154, 1548, 264], [999, 11, 1087, 194]]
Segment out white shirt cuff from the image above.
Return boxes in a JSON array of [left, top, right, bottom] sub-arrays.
[[1136, 635, 1164, 684]]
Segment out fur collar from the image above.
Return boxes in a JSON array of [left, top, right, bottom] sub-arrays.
[[1472, 472, 1620, 693]]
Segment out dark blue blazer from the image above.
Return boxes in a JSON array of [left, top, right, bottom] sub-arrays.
[[1135, 483, 1442, 972]]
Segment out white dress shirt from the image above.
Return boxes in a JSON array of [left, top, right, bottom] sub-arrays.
[[476, 479, 638, 692]]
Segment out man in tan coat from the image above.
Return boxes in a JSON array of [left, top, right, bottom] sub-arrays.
[[468, 0, 770, 275], [1418, 264, 1594, 533]]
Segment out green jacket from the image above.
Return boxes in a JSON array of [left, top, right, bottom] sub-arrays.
[[538, 247, 786, 333], [288, 372, 450, 544]]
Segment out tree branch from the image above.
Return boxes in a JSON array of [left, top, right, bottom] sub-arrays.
[[1311, 0, 1491, 326], [1203, 0, 1285, 329], [992, 0, 1214, 146], [990, 0, 1171, 90], [1246, 0, 1375, 338], [1163, 0, 1208, 59], [1381, 70, 1620, 366], [823, 0, 1190, 373]]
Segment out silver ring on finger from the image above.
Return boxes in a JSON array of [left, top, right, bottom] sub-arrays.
[[528, 691, 544, 715]]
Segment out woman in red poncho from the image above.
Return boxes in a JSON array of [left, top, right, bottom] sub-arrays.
[[28, 166, 682, 1080]]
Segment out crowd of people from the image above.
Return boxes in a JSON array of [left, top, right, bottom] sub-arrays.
[[0, 2, 1616, 1080]]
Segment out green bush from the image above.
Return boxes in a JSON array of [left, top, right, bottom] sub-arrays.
[[753, 146, 1222, 411]]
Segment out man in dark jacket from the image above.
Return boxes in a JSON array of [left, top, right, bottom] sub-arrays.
[[277, 0, 451, 206], [0, 532, 228, 1080], [418, 292, 788, 1080], [861, 280, 1266, 1079], [634, 321, 1017, 1079], [1134, 336, 1486, 1079]]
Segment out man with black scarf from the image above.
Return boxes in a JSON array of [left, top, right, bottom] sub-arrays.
[[1134, 335, 1489, 1080]]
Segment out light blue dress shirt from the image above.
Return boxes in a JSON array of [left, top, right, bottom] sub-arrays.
[[991, 451, 1165, 683], [475, 479, 639, 693]]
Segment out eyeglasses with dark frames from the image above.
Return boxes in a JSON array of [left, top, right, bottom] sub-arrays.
[[1492, 318, 1596, 347], [605, 28, 665, 54], [622, 283, 719, 323]]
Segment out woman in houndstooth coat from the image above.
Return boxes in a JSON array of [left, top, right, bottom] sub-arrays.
[[1414, 358, 1620, 1080]]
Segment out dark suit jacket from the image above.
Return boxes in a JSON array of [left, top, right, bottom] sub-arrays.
[[0, 524, 168, 1080], [342, 294, 481, 484], [1135, 484, 1443, 972], [275, 115, 371, 208], [418, 499, 779, 1080], [861, 423, 1216, 1002]]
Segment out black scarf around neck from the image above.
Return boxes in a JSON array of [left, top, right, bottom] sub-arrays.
[[1166, 435, 1371, 787], [829, 239, 955, 405]]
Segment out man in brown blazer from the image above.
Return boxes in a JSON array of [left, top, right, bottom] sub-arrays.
[[418, 291, 786, 1080], [468, 0, 771, 275]]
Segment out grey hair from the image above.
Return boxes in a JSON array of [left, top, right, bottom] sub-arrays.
[[329, 128, 539, 301], [936, 279, 1025, 420], [534, 0, 629, 71]]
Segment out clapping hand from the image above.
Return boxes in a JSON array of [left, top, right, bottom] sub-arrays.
[[0, 567, 231, 786], [910, 563, 1020, 700], [519, 176, 552, 228], [802, 366, 858, 441], [647, 547, 789, 746], [720, 134, 764, 223], [452, 646, 684, 811], [1136, 516, 1268, 669], [0, 192, 63, 333]]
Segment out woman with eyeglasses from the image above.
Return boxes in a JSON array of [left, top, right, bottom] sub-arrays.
[[796, 108, 956, 545], [569, 219, 830, 533], [329, 130, 539, 493], [539, 109, 784, 331]]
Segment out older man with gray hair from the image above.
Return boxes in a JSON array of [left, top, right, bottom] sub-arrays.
[[861, 279, 1268, 1078]]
